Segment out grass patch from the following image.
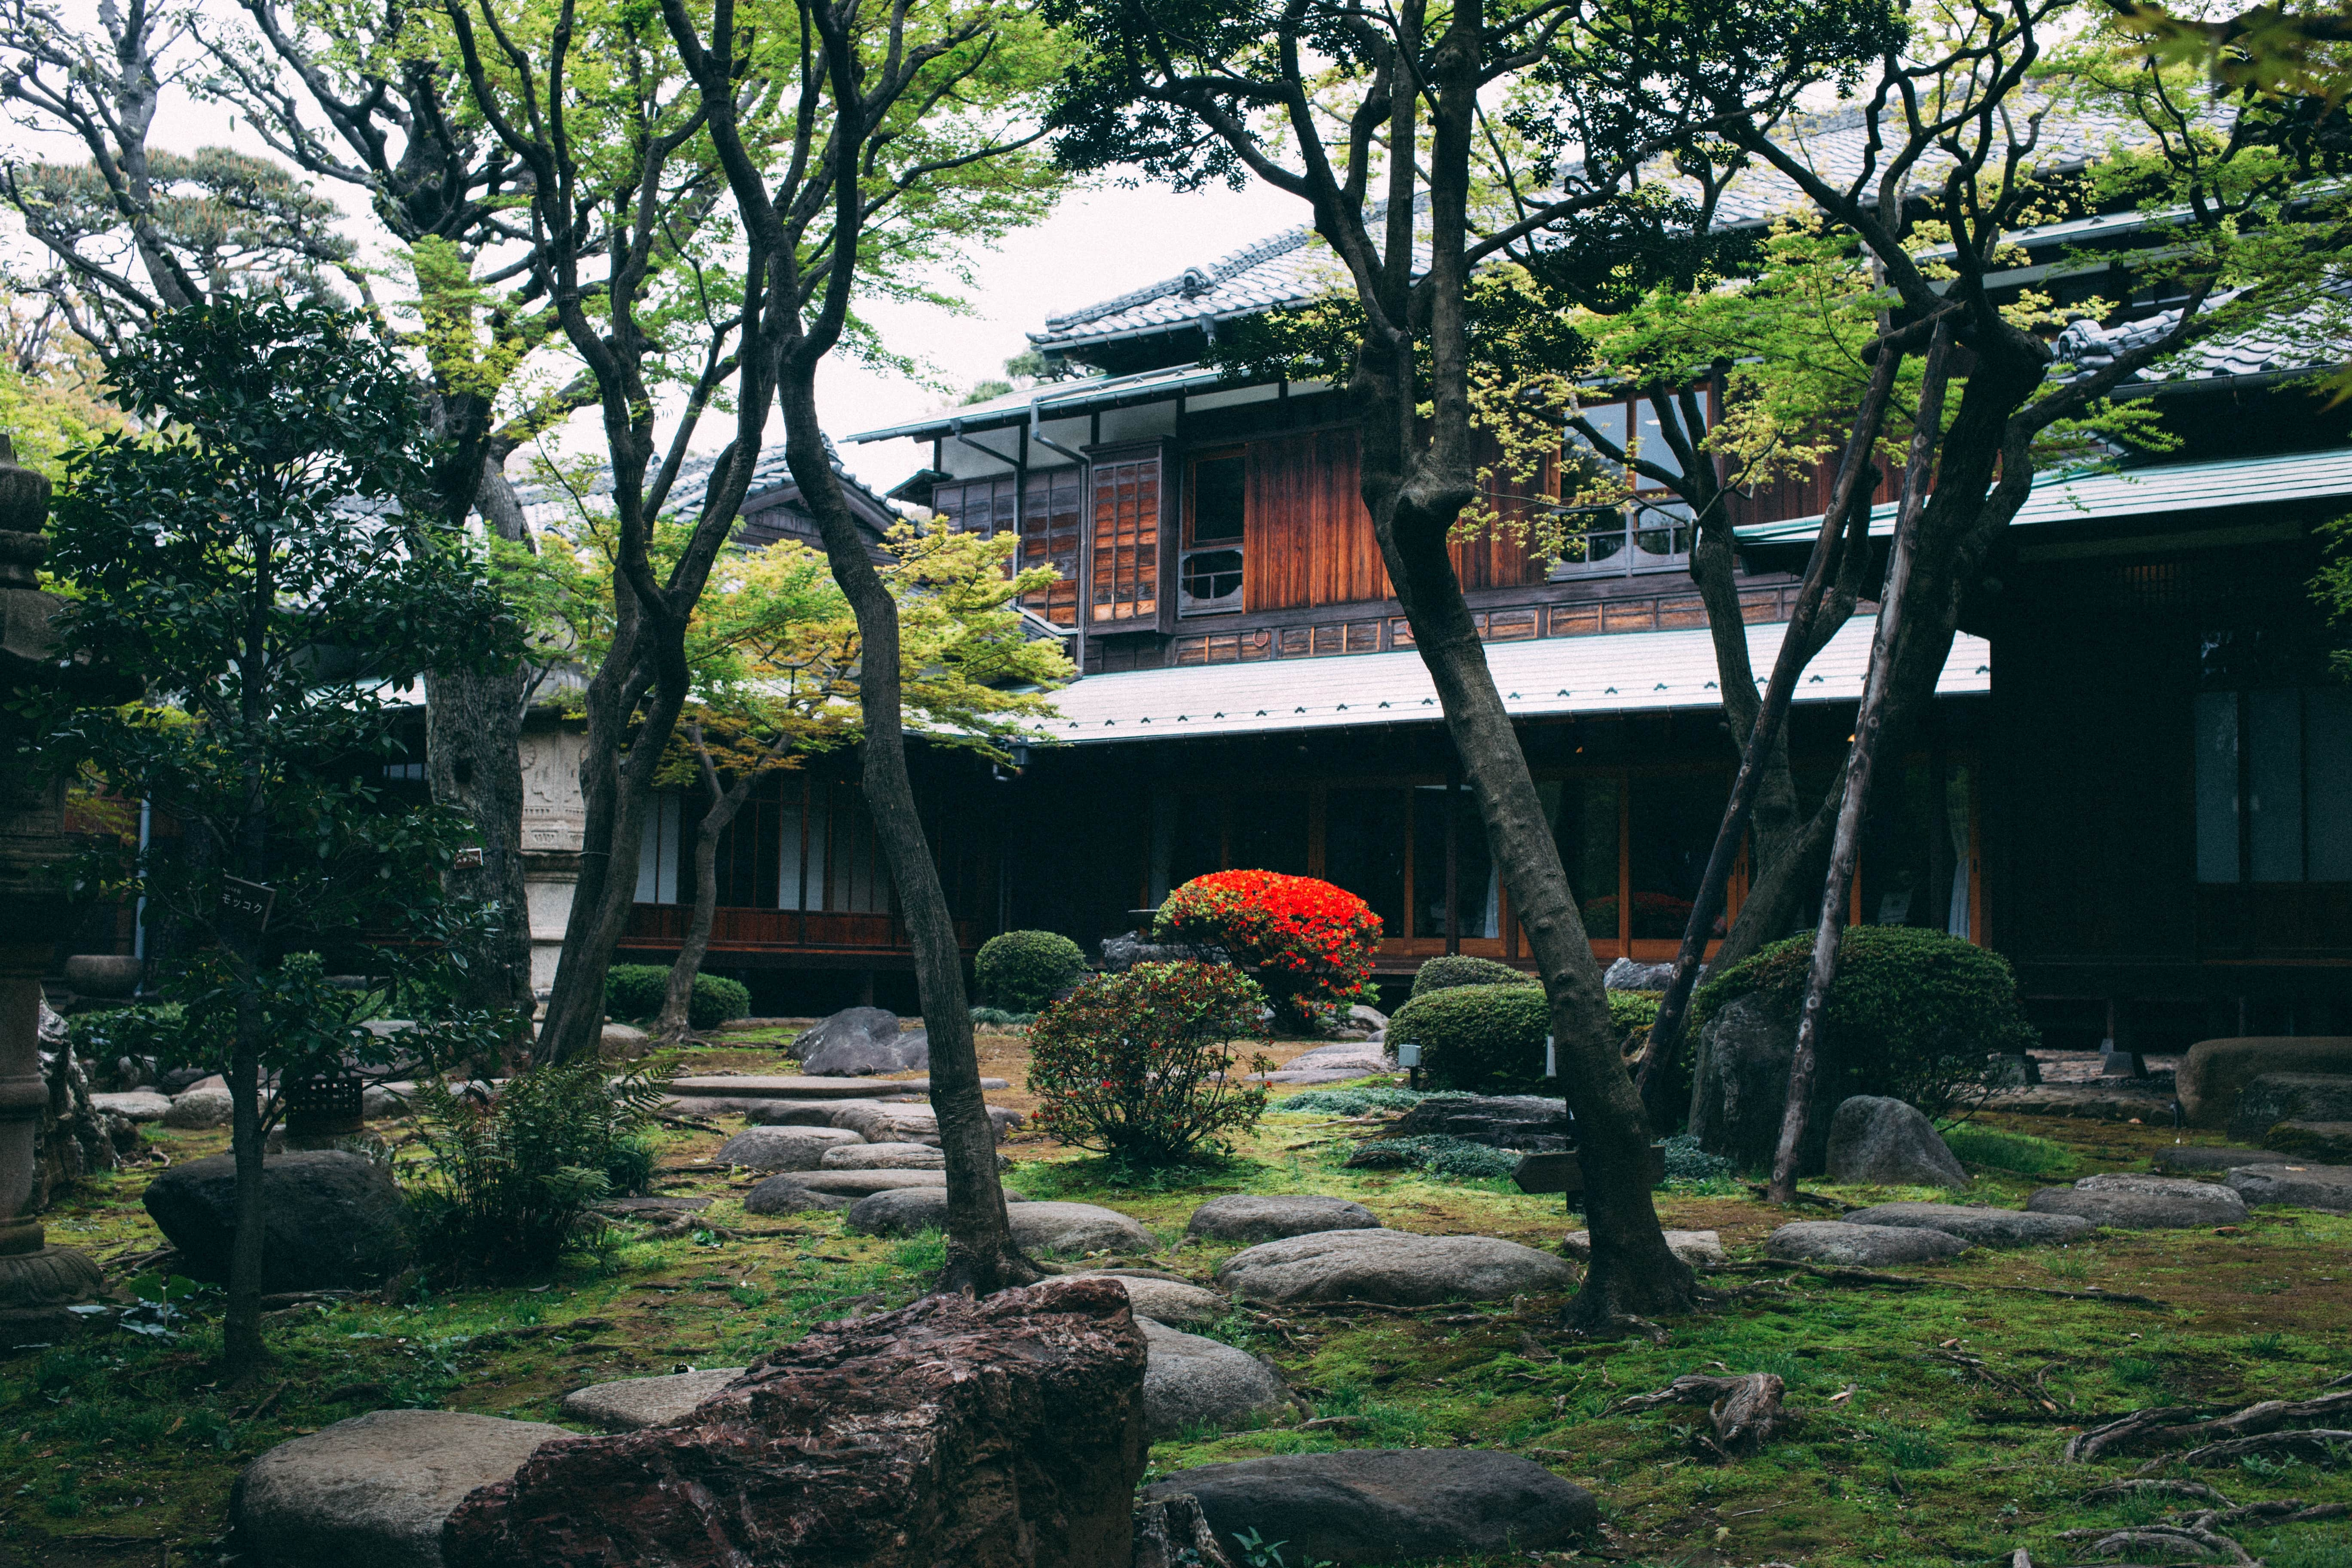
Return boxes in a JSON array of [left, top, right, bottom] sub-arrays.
[[1941, 1121, 2075, 1176]]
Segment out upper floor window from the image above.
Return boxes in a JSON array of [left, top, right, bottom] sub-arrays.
[[1554, 396, 1696, 578], [932, 472, 1079, 627], [1180, 447, 1247, 614]]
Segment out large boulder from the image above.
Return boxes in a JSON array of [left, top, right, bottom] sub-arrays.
[[1185, 1194, 1379, 1243], [1386, 1095, 1569, 1151], [1843, 1202, 2093, 1248], [794, 1007, 930, 1076], [2229, 1074, 2352, 1143], [91, 1090, 172, 1122], [2225, 1162, 2352, 1213], [164, 1085, 234, 1129], [142, 1150, 404, 1291], [442, 1279, 1149, 1568], [845, 1191, 1152, 1255], [1216, 1229, 1575, 1306], [711, 1125, 862, 1171], [1144, 1449, 1597, 1565], [1824, 1096, 1968, 1188], [562, 1368, 747, 1431], [2026, 1173, 2249, 1229], [1060, 1271, 1227, 1329], [1141, 1319, 1291, 1439], [2177, 1037, 2352, 1128], [1604, 957, 1678, 991], [1689, 995, 1838, 1175], [1764, 1220, 1970, 1266], [2267, 1122, 2352, 1163], [230, 1409, 567, 1568]]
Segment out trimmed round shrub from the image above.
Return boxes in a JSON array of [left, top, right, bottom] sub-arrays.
[[974, 929, 1087, 1012], [1389, 981, 1552, 1093], [1155, 870, 1381, 1032], [1026, 960, 1271, 1166], [1689, 926, 2039, 1118], [1409, 955, 1533, 998], [603, 964, 752, 1030]]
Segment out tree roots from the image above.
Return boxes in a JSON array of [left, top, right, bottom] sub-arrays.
[[1605, 1372, 1790, 1460], [2066, 1387, 2352, 1464]]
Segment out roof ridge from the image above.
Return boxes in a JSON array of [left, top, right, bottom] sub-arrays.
[[1041, 220, 1319, 331]]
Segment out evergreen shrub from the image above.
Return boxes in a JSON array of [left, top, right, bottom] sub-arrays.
[[974, 929, 1088, 1011], [1026, 960, 1271, 1166], [1408, 954, 1533, 997], [1690, 926, 2039, 1118], [1389, 981, 1552, 1092], [603, 965, 751, 1030]]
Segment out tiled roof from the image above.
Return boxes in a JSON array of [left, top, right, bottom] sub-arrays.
[[517, 437, 901, 539], [1029, 614, 1988, 743]]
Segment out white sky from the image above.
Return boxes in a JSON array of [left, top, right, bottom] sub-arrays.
[[0, 11, 1304, 496]]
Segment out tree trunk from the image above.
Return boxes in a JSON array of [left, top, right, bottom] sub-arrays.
[[1768, 321, 1954, 1202], [657, 739, 757, 1043], [222, 1011, 268, 1375], [775, 365, 1035, 1296]]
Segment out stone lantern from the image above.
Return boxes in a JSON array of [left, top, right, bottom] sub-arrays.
[[0, 435, 106, 1342]]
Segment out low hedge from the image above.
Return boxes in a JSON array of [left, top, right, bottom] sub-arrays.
[[1689, 926, 2038, 1118], [603, 965, 752, 1031], [1390, 983, 1662, 1094], [1408, 955, 1534, 998], [974, 930, 1088, 1012]]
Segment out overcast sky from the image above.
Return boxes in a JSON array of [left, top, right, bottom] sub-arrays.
[[0, 17, 1302, 495]]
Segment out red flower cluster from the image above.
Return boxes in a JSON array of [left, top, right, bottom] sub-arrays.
[[1156, 869, 1382, 1029]]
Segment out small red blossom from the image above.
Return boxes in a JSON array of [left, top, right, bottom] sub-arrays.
[[1156, 869, 1381, 1032]]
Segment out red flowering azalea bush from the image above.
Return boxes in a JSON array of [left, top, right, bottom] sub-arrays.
[[1026, 961, 1273, 1167], [1154, 869, 1382, 1033]]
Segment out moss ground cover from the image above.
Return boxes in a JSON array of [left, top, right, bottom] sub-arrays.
[[6, 1040, 2347, 1567]]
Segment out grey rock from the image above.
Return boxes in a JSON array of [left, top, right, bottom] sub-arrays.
[[1060, 1272, 1227, 1328], [1349, 1004, 1390, 1032], [2026, 1175, 2249, 1228], [1185, 1194, 1380, 1244], [1278, 1044, 1394, 1075], [561, 1368, 746, 1430], [1764, 1220, 1970, 1266], [91, 1090, 172, 1122], [2230, 1073, 2352, 1143], [711, 1125, 862, 1171], [230, 1409, 567, 1568], [361, 1084, 409, 1120], [2225, 1161, 2352, 1212], [1986, 1053, 2043, 1088], [1560, 1228, 1724, 1267], [595, 1196, 709, 1221], [1689, 994, 1838, 1174], [1217, 1229, 1576, 1305], [143, 1150, 404, 1290], [739, 1097, 900, 1126], [1387, 1094, 1569, 1152], [2178, 1037, 2352, 1128], [741, 1178, 852, 1214], [2267, 1122, 2352, 1162], [63, 953, 143, 998], [1603, 957, 1679, 991], [780, 1169, 948, 1197], [2153, 1145, 2289, 1173], [794, 1006, 930, 1076], [820, 1141, 945, 1170], [1141, 1319, 1289, 1439], [843, 1192, 1140, 1256], [1101, 933, 1228, 972], [164, 1085, 234, 1129], [1824, 1096, 1969, 1188], [599, 1023, 650, 1058], [1844, 1202, 2093, 1247], [1144, 1449, 1598, 1564]]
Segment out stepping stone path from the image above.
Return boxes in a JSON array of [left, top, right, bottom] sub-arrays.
[[1843, 1202, 2092, 1247], [2027, 1173, 2250, 1228], [1248, 1042, 1395, 1084], [1059, 1271, 1227, 1327], [2226, 1161, 2352, 1212], [712, 1126, 861, 1171], [91, 1090, 171, 1122], [1140, 1319, 1290, 1439], [1764, 1220, 1970, 1266], [562, 1367, 745, 1430], [1825, 1095, 1968, 1187], [741, 1169, 957, 1214], [845, 1192, 1145, 1256], [821, 1141, 945, 1170], [1185, 1194, 1379, 1243], [1560, 1228, 1726, 1267], [144, 1151, 405, 1291], [1216, 1229, 1575, 1305], [2153, 1145, 2289, 1173], [1144, 1449, 1597, 1564], [231, 1409, 567, 1568]]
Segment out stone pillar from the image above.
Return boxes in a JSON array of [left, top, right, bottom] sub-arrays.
[[0, 436, 104, 1341], [518, 723, 588, 997]]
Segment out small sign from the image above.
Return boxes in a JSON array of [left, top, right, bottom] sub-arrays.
[[451, 847, 484, 870], [220, 877, 275, 935]]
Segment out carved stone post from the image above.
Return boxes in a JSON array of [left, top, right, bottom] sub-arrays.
[[0, 436, 106, 1341]]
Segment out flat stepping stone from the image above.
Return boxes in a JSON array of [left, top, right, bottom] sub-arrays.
[[738, 1098, 913, 1127], [843, 1192, 1138, 1255], [1764, 1220, 1970, 1266], [230, 1409, 567, 1567], [1185, 1194, 1379, 1243], [1249, 1068, 1387, 1084], [595, 1196, 710, 1221], [2226, 1162, 2352, 1212], [2267, 1122, 2352, 1163], [1216, 1229, 1575, 1305], [2027, 1173, 2249, 1229], [1844, 1202, 2092, 1247], [1560, 1228, 1725, 1267], [891, 1078, 1011, 1093], [91, 1090, 172, 1121], [1284, 1044, 1393, 1069], [1060, 1271, 1226, 1327], [671, 1074, 913, 1100], [712, 1126, 861, 1171], [1143, 1449, 1596, 1562], [2153, 1145, 2289, 1173], [740, 1169, 961, 1215], [562, 1367, 745, 1430], [1141, 1319, 1289, 1439], [165, 1086, 233, 1128], [821, 1142, 944, 1170]]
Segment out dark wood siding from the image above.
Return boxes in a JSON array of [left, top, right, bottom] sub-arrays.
[[1243, 428, 1390, 611]]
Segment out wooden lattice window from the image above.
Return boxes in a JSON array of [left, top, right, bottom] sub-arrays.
[[1020, 467, 1083, 626], [934, 476, 1018, 537], [1089, 449, 1161, 625]]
